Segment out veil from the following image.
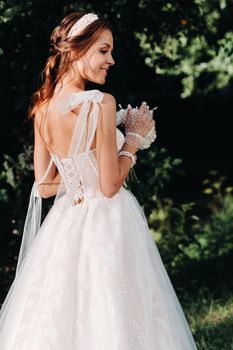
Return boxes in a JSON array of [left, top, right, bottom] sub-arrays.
[[14, 89, 104, 278]]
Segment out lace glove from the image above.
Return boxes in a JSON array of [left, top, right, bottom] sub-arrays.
[[116, 105, 128, 126], [124, 102, 157, 150]]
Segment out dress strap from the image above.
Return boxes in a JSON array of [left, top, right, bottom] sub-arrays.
[[15, 153, 55, 278], [54, 92, 104, 211]]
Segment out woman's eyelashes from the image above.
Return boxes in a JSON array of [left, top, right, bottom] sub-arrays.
[[100, 50, 114, 55]]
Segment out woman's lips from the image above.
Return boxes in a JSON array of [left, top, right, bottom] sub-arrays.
[[100, 68, 108, 75]]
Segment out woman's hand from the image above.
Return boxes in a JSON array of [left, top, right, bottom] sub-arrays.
[[125, 102, 156, 149]]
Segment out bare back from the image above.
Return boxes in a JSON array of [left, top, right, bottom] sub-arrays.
[[38, 98, 97, 159]]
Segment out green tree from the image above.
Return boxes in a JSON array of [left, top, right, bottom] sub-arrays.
[[135, 0, 233, 97]]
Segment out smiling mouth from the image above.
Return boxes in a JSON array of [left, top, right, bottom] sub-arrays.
[[100, 68, 108, 75]]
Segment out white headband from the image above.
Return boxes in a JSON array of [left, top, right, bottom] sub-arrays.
[[67, 13, 99, 38]]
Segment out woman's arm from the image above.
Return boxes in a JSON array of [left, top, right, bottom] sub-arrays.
[[34, 108, 61, 198], [96, 93, 138, 198]]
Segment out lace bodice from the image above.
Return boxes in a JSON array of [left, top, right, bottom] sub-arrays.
[[50, 128, 125, 203]]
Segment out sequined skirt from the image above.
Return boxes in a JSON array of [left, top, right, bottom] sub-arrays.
[[0, 187, 197, 350]]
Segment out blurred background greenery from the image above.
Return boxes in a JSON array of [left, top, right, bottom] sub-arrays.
[[0, 1, 233, 348]]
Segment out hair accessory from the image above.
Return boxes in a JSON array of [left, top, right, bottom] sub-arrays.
[[118, 150, 137, 168], [67, 13, 99, 38]]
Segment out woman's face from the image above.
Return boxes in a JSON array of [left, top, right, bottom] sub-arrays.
[[76, 29, 115, 85]]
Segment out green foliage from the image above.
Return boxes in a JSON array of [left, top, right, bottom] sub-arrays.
[[0, 144, 34, 294], [190, 173, 233, 259], [135, 0, 233, 97], [146, 171, 233, 274], [126, 146, 183, 217], [0, 145, 33, 198], [0, 144, 34, 240], [150, 198, 196, 270]]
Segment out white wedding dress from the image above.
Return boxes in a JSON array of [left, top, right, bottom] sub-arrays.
[[0, 90, 197, 349]]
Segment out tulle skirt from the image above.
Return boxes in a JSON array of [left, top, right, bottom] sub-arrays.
[[0, 187, 197, 349]]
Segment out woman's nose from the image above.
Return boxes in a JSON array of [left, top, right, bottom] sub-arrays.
[[108, 54, 115, 66]]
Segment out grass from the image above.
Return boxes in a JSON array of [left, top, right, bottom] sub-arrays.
[[182, 287, 233, 349]]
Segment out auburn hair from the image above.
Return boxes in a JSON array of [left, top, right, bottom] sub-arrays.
[[28, 12, 112, 120]]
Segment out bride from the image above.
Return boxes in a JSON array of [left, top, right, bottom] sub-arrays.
[[0, 12, 198, 349]]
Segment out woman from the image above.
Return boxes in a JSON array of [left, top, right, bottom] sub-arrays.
[[0, 12, 198, 349]]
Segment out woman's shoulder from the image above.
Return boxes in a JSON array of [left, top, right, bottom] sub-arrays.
[[101, 92, 116, 106], [34, 102, 47, 127], [98, 92, 117, 126], [52, 88, 115, 102], [82, 89, 116, 105], [48, 89, 116, 113]]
